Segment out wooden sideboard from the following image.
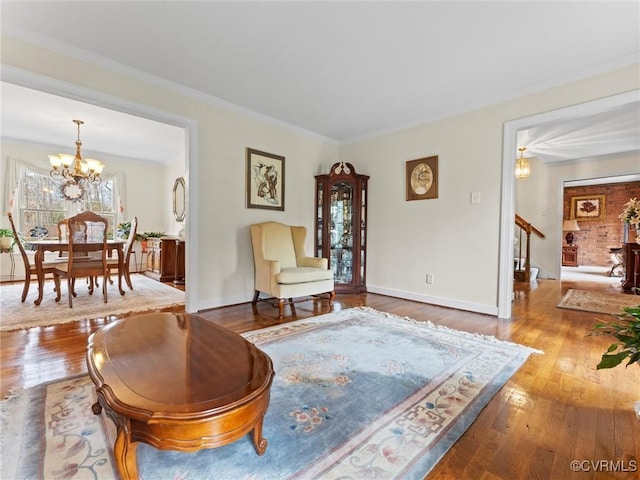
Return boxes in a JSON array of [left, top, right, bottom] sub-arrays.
[[145, 237, 185, 283], [622, 242, 640, 293]]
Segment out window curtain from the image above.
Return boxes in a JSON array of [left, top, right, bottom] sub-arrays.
[[3, 156, 127, 223], [3, 157, 45, 216]]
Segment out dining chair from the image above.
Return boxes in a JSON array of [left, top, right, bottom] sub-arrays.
[[56, 218, 69, 253], [58, 216, 99, 293], [106, 216, 137, 290], [54, 211, 109, 308], [7, 212, 61, 302]]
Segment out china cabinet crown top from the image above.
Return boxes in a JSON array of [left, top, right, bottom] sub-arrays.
[[316, 162, 370, 181]]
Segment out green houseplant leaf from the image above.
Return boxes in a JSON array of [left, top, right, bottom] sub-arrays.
[[592, 305, 640, 369]]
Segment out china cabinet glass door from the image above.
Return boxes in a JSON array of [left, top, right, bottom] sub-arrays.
[[330, 182, 354, 285], [315, 162, 369, 293]]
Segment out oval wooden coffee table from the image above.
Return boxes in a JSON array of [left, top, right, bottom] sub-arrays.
[[86, 312, 274, 480]]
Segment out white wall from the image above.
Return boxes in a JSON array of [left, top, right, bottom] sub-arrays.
[[340, 64, 640, 315], [2, 33, 637, 316], [0, 34, 339, 311], [162, 147, 188, 237], [340, 109, 505, 313], [0, 140, 177, 279], [515, 151, 640, 280], [0, 141, 169, 233]]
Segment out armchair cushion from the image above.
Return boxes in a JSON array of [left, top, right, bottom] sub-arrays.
[[277, 266, 333, 285]]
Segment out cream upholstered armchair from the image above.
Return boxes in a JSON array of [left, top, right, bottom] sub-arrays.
[[250, 221, 334, 318]]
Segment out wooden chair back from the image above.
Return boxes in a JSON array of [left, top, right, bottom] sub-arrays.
[[55, 211, 109, 307], [7, 212, 30, 273], [122, 216, 138, 265], [106, 216, 138, 290], [65, 211, 109, 271], [7, 212, 61, 302], [57, 217, 89, 258], [57, 218, 68, 240]]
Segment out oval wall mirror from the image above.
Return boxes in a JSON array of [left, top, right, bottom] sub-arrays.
[[173, 177, 186, 223]]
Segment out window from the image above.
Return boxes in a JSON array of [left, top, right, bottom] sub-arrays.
[[19, 169, 117, 237]]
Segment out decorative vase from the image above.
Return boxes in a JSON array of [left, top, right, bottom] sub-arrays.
[[623, 222, 629, 243]]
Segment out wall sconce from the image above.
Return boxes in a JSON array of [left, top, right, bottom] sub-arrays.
[[562, 219, 580, 245]]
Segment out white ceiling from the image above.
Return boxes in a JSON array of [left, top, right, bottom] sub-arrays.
[[1, 82, 186, 164], [1, 1, 639, 164]]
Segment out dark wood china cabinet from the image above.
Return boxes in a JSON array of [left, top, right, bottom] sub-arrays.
[[315, 162, 369, 293]]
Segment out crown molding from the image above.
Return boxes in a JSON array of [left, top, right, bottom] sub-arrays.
[[1, 28, 337, 146]]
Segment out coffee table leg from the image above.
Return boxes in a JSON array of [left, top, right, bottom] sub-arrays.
[[252, 415, 268, 455], [114, 421, 139, 480], [91, 402, 102, 415]]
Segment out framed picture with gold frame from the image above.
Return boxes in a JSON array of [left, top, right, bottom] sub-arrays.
[[570, 194, 605, 221], [246, 148, 285, 211], [406, 156, 438, 201]]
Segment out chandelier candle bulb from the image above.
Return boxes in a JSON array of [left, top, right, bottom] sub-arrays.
[[48, 155, 61, 168], [60, 154, 74, 167]]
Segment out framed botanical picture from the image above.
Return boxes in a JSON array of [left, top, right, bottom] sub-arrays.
[[406, 155, 438, 201], [570, 194, 605, 221], [246, 148, 285, 211]]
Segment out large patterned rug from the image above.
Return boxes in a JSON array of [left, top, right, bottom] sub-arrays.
[[1, 307, 540, 479], [0, 274, 185, 331], [556, 288, 638, 316]]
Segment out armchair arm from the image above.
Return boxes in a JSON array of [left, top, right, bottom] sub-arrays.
[[254, 258, 281, 293], [267, 259, 282, 274], [298, 256, 328, 269]]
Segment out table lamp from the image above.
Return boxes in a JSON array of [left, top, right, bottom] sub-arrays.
[[562, 219, 580, 245]]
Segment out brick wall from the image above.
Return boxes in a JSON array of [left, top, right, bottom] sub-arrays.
[[563, 181, 640, 266]]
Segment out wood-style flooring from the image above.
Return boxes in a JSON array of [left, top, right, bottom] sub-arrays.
[[1, 274, 638, 479]]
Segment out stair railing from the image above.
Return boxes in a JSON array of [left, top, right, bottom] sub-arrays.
[[514, 214, 545, 282]]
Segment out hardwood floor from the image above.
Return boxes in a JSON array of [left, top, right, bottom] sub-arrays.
[[1, 275, 638, 479]]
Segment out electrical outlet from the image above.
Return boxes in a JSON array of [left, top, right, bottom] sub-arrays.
[[426, 274, 434, 284]]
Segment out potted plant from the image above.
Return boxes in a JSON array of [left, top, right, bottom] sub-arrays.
[[116, 221, 133, 239], [0, 227, 14, 251], [117, 221, 149, 252], [117, 222, 147, 241], [593, 304, 640, 420], [592, 304, 640, 369], [619, 197, 640, 243]]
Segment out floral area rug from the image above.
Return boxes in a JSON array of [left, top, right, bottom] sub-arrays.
[[1, 307, 540, 479], [0, 274, 184, 331], [556, 288, 638, 316]]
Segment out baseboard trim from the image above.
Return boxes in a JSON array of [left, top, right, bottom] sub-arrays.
[[195, 288, 499, 317], [195, 293, 254, 313], [367, 285, 499, 317]]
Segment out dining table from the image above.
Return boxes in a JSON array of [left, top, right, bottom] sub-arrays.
[[25, 238, 126, 306]]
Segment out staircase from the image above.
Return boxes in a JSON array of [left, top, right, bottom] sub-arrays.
[[514, 214, 545, 282]]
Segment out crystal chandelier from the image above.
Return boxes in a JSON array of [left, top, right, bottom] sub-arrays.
[[49, 119, 104, 185], [515, 146, 530, 179]]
